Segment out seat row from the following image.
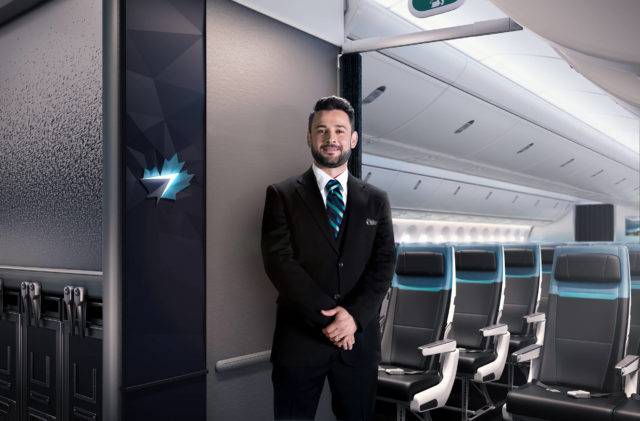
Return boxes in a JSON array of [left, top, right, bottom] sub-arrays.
[[375, 242, 640, 421]]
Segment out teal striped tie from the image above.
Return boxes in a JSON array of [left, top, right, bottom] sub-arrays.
[[326, 179, 345, 239]]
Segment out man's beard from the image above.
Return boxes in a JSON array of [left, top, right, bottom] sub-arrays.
[[311, 145, 352, 168]]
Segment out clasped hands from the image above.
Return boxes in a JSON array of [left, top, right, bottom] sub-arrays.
[[321, 306, 357, 351]]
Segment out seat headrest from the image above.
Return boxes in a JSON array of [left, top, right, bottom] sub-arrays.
[[505, 249, 535, 268], [541, 248, 555, 265], [630, 251, 640, 277], [554, 253, 621, 283], [396, 252, 445, 277], [455, 250, 497, 272]]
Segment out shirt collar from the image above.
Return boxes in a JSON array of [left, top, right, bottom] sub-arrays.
[[312, 163, 349, 193]]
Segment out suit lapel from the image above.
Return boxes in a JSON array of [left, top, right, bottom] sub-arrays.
[[341, 174, 369, 250], [295, 168, 339, 254]]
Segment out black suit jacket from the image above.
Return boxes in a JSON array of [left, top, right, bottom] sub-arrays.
[[261, 168, 396, 367]]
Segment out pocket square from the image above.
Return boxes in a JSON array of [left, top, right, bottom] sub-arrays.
[[365, 218, 378, 226]]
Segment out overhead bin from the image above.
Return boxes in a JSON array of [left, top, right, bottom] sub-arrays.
[[361, 166, 399, 192], [364, 159, 575, 223], [387, 87, 518, 158], [385, 171, 443, 210], [361, 53, 447, 138], [472, 121, 559, 173]]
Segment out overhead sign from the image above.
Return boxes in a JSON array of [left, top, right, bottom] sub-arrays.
[[409, 0, 465, 18]]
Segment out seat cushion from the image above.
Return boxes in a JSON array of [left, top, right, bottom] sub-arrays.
[[614, 396, 640, 421], [377, 366, 441, 402], [509, 334, 536, 353], [457, 350, 496, 375], [507, 382, 627, 421]]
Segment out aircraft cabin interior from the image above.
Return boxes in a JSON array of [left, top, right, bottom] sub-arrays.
[[0, 0, 638, 420]]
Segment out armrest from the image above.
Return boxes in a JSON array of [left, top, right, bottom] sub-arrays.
[[479, 323, 508, 337], [524, 312, 545, 324], [418, 339, 457, 356], [511, 344, 542, 363], [616, 355, 640, 376]]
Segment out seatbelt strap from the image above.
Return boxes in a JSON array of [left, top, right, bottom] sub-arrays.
[[378, 367, 426, 375], [378, 288, 391, 336], [536, 381, 622, 399], [534, 380, 560, 393]]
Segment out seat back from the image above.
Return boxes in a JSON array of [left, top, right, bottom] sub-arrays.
[[502, 245, 541, 336], [381, 244, 455, 370], [449, 244, 505, 351], [537, 245, 557, 313], [538, 245, 630, 393], [627, 244, 640, 357]]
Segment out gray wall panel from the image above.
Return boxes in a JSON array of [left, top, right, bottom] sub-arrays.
[[206, 0, 338, 419], [0, 0, 102, 271]]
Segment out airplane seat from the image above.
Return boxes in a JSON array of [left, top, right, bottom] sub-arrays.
[[377, 244, 459, 419], [612, 244, 640, 421], [627, 244, 640, 358], [446, 244, 509, 420], [536, 246, 556, 314], [450, 245, 508, 380], [502, 245, 543, 354], [504, 245, 638, 421]]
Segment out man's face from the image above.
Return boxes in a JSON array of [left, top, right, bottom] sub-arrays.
[[307, 110, 358, 169]]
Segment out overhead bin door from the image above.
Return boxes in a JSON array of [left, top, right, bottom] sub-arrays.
[[386, 172, 443, 210], [472, 121, 562, 173], [386, 86, 518, 158], [362, 53, 447, 139], [361, 165, 399, 192]]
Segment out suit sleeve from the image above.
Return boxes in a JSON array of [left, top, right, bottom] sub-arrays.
[[261, 184, 336, 327], [342, 191, 396, 331]]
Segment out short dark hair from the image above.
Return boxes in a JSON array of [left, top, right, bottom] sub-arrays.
[[308, 96, 355, 133]]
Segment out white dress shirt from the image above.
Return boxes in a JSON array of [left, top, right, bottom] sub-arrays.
[[312, 163, 349, 207]]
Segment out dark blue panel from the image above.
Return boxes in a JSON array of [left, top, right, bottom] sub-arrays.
[[123, 0, 205, 400]]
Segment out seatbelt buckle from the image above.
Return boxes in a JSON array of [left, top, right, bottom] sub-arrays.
[[567, 390, 591, 399], [74, 287, 87, 337], [384, 368, 405, 375], [63, 286, 75, 335], [29, 282, 41, 327], [20, 282, 31, 326]]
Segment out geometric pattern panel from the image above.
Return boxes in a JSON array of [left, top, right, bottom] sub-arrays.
[[123, 0, 206, 398]]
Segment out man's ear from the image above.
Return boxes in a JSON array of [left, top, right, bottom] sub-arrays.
[[307, 131, 312, 147], [350, 131, 358, 149]]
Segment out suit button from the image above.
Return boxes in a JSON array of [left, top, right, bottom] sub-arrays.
[[333, 294, 341, 301], [338, 262, 344, 268]]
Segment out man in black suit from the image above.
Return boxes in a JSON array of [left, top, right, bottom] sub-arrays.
[[261, 96, 396, 420]]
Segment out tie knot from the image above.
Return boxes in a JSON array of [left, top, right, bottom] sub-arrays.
[[326, 179, 341, 192]]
